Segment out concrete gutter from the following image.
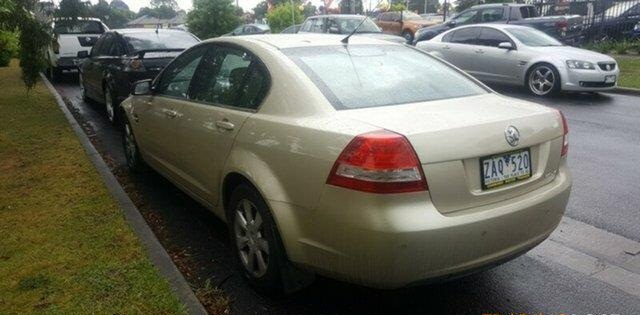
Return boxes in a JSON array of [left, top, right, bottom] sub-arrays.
[[40, 73, 208, 315], [612, 86, 640, 96]]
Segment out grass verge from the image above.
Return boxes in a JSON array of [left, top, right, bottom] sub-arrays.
[[615, 55, 640, 89], [0, 59, 186, 315]]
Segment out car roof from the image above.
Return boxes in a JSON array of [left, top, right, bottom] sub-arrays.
[[111, 28, 192, 35], [205, 34, 399, 49], [471, 3, 528, 9], [307, 14, 368, 19], [451, 23, 531, 31]]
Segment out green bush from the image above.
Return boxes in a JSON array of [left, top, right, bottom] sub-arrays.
[[583, 40, 640, 55], [0, 31, 19, 67], [267, 3, 303, 33]]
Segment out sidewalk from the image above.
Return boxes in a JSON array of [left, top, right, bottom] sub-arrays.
[[0, 60, 186, 314]]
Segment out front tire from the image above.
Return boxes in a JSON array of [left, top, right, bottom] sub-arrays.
[[526, 63, 560, 97], [123, 119, 146, 172], [228, 184, 287, 292]]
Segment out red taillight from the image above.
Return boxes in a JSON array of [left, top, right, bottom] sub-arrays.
[[326, 130, 428, 194], [559, 110, 569, 156], [555, 20, 568, 32], [129, 59, 142, 70]]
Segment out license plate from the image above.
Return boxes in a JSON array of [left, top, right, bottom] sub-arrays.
[[480, 149, 531, 190], [605, 75, 616, 83]]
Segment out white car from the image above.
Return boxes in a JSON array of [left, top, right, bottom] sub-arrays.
[[46, 18, 108, 81], [417, 24, 619, 96]]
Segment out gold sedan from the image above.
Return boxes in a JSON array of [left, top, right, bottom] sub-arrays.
[[121, 34, 572, 293]]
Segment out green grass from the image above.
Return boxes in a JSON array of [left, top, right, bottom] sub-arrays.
[[615, 55, 640, 89], [0, 59, 186, 315]]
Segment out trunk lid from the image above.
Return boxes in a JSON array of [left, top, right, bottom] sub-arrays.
[[338, 93, 565, 214]]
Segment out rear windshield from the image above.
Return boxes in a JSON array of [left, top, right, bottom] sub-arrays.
[[123, 31, 199, 52], [54, 20, 104, 34], [284, 45, 487, 109]]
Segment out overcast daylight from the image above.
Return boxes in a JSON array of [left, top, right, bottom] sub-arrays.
[[3, 0, 640, 314]]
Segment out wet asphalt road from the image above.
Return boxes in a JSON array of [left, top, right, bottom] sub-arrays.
[[52, 74, 640, 315]]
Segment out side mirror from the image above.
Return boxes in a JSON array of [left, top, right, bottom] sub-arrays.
[[77, 50, 89, 59], [447, 20, 457, 27], [328, 26, 340, 34], [498, 42, 513, 50], [132, 79, 152, 95]]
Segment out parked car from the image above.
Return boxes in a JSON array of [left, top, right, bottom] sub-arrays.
[[584, 0, 640, 41], [225, 24, 271, 36], [46, 17, 108, 81], [121, 34, 571, 292], [413, 4, 583, 46], [281, 24, 302, 34], [298, 15, 407, 44], [375, 10, 438, 42], [417, 24, 619, 96], [633, 21, 640, 39], [78, 28, 200, 124]]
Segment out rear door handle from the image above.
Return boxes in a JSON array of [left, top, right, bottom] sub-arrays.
[[163, 109, 178, 118], [215, 120, 235, 131]]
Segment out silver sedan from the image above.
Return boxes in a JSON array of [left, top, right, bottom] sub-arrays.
[[417, 24, 620, 96]]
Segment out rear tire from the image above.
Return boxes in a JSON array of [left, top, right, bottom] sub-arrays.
[[228, 184, 287, 293], [402, 31, 414, 43], [47, 66, 61, 82], [104, 85, 120, 125], [79, 72, 89, 102], [526, 63, 560, 97]]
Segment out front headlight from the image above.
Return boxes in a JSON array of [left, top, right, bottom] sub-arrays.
[[566, 60, 595, 70]]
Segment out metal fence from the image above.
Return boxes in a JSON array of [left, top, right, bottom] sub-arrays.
[[528, 0, 640, 41]]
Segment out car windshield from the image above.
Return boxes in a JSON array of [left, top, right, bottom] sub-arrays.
[[331, 17, 382, 33], [402, 11, 423, 20], [123, 31, 199, 52], [284, 45, 487, 110], [505, 28, 563, 47], [54, 20, 104, 34]]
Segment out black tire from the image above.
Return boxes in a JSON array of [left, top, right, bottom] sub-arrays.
[[525, 63, 561, 97], [402, 31, 414, 43], [78, 72, 89, 102], [104, 85, 120, 125], [227, 184, 288, 293], [47, 66, 61, 82], [122, 119, 146, 173]]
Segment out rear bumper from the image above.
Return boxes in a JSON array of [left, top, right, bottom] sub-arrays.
[[53, 57, 78, 69], [271, 163, 571, 289]]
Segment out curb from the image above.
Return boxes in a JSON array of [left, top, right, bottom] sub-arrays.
[[611, 87, 640, 96], [40, 73, 209, 315]]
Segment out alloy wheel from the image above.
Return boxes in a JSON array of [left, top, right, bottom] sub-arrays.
[[528, 66, 556, 96], [105, 87, 114, 122], [124, 122, 137, 169], [234, 199, 270, 278]]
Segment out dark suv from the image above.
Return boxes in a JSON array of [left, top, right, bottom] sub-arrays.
[[78, 28, 199, 124]]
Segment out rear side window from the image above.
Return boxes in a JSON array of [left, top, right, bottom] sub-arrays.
[[54, 20, 104, 34], [155, 45, 207, 99], [123, 31, 199, 53], [479, 8, 504, 22], [519, 6, 538, 18], [284, 45, 486, 110], [190, 47, 269, 110], [477, 28, 512, 47], [450, 27, 480, 45]]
